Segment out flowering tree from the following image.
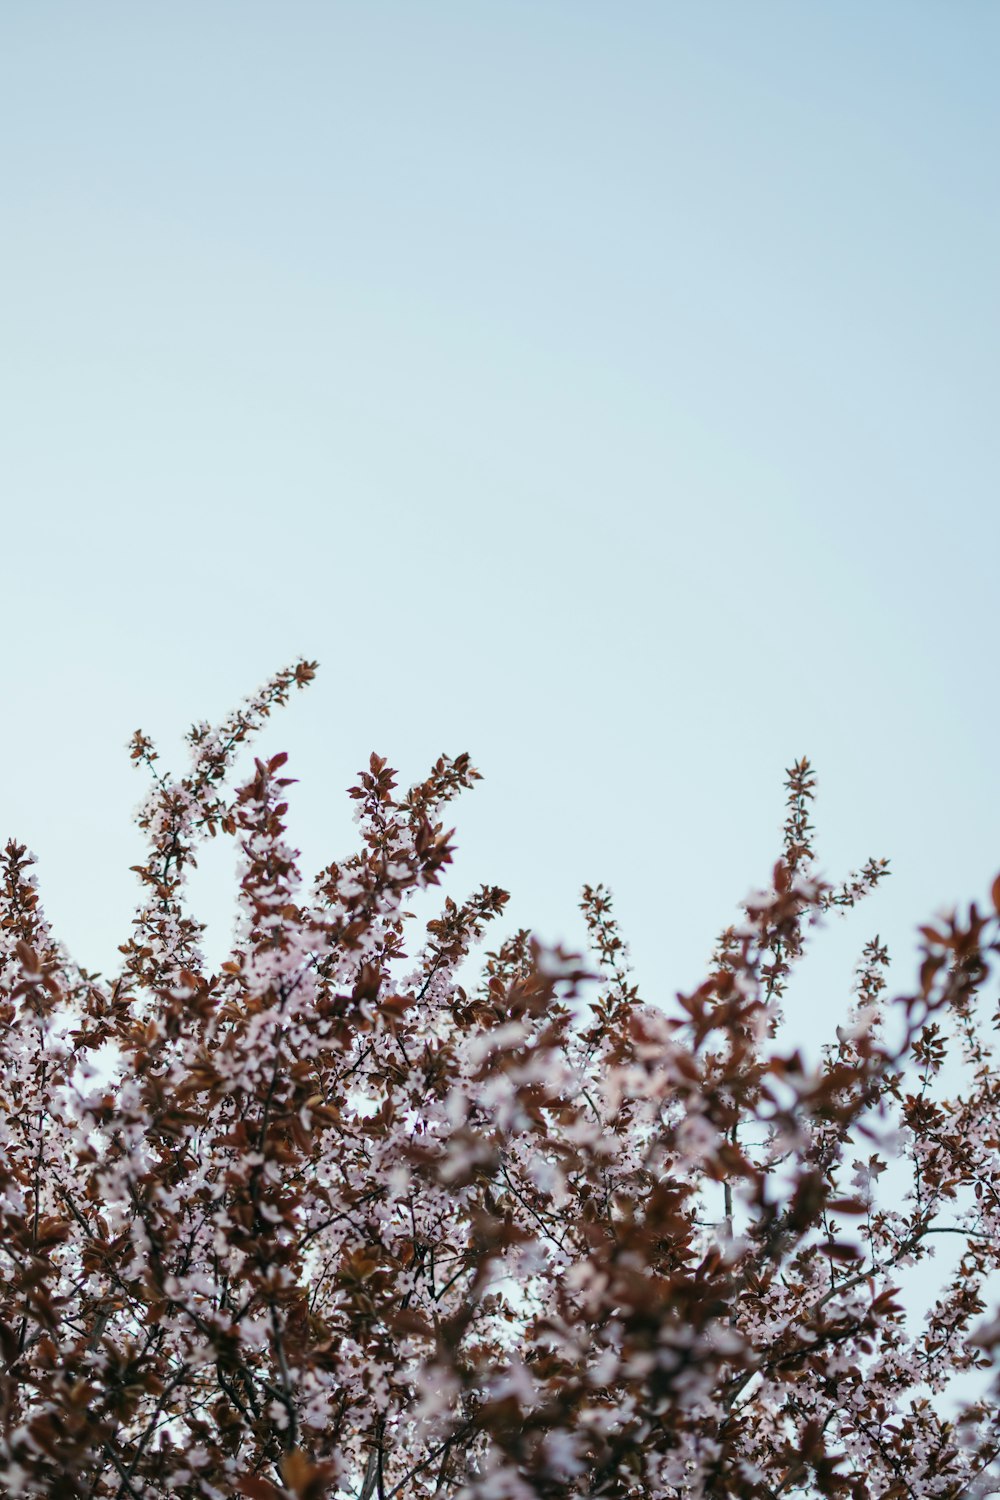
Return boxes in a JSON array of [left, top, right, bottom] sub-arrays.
[[1, 661, 999, 1499]]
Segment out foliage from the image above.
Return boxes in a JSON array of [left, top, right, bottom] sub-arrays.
[[1, 662, 999, 1499]]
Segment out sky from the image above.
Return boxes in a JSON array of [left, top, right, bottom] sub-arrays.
[[1, 3, 999, 1056]]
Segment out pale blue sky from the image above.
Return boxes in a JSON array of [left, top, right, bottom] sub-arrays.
[[2, 4, 998, 1034]]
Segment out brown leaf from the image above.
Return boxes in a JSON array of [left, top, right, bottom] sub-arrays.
[[238, 1478, 284, 1500]]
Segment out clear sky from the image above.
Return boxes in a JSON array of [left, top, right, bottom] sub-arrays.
[[2, 4, 999, 1043]]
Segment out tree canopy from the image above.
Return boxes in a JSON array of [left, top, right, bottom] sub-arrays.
[[1, 663, 998, 1499]]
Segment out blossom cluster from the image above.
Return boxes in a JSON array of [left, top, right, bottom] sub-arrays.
[[0, 668, 998, 1499]]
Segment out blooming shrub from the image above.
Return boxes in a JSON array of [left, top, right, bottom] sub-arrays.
[[1, 662, 998, 1498]]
